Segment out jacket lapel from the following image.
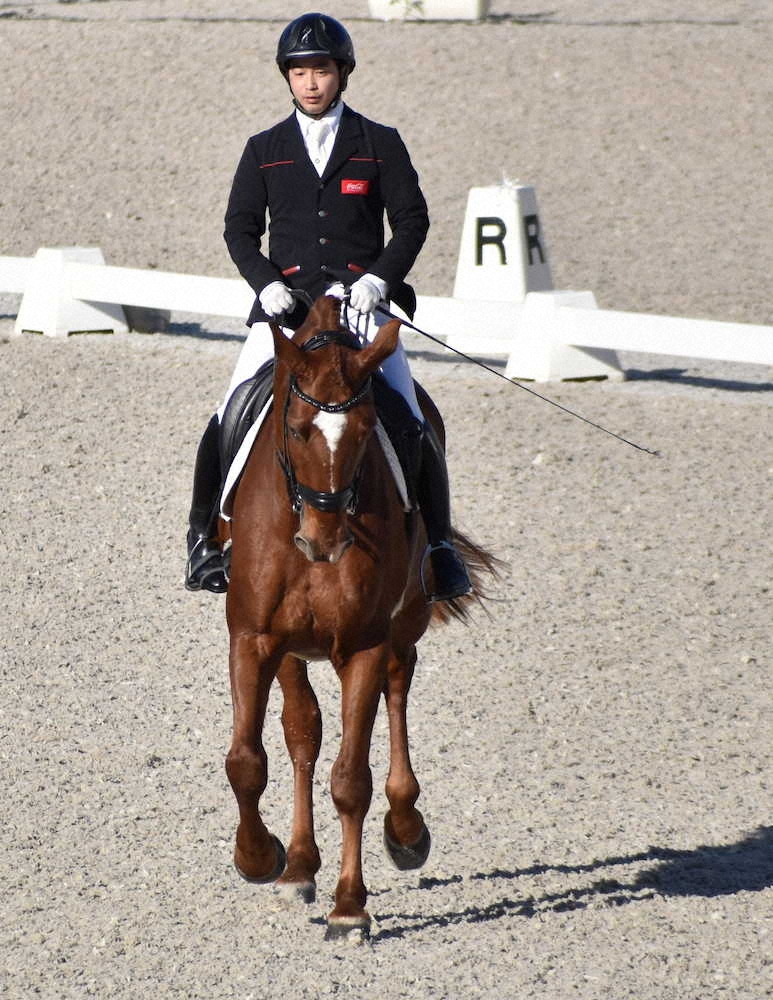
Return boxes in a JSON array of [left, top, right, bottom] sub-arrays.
[[322, 107, 365, 183], [275, 112, 320, 180]]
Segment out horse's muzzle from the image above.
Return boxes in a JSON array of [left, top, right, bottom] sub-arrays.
[[294, 517, 354, 564]]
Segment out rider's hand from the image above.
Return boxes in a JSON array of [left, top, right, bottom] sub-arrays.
[[259, 281, 294, 317], [349, 274, 387, 314]]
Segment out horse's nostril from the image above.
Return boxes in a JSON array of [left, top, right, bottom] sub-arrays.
[[294, 533, 315, 561], [326, 535, 353, 564]]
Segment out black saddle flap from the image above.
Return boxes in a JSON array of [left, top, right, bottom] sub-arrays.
[[219, 360, 275, 477], [371, 375, 423, 507]]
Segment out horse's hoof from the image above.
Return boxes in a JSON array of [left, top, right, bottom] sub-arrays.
[[275, 878, 316, 904], [383, 817, 431, 871], [234, 835, 287, 884], [324, 916, 371, 943]]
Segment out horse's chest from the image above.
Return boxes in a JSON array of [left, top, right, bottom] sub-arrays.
[[269, 576, 389, 657]]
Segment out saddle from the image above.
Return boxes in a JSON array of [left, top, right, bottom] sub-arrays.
[[219, 360, 275, 481], [218, 361, 424, 515]]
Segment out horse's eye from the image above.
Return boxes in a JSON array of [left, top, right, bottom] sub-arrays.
[[288, 424, 305, 442]]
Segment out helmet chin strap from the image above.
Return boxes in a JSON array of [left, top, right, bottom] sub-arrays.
[[292, 94, 341, 120]]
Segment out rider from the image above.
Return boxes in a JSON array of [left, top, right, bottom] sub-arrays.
[[186, 11, 472, 602]]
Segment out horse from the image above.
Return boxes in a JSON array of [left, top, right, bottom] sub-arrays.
[[222, 294, 496, 940]]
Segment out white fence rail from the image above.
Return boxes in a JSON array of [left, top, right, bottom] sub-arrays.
[[66, 261, 254, 318], [3, 220, 773, 383], [438, 290, 773, 382]]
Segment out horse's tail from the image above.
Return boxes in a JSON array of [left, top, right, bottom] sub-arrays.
[[430, 529, 507, 626]]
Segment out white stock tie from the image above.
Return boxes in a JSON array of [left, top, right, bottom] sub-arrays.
[[306, 119, 331, 176]]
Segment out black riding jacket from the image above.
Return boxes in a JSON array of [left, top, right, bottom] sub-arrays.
[[224, 105, 430, 327]]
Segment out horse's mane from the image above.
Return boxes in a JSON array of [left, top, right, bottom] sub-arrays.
[[292, 295, 352, 349]]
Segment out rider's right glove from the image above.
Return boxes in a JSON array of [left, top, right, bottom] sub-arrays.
[[259, 281, 294, 318]]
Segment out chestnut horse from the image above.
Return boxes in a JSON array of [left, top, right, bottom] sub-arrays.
[[223, 295, 493, 940]]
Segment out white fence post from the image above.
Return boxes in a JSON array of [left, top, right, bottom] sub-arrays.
[[504, 291, 624, 382], [14, 247, 128, 338]]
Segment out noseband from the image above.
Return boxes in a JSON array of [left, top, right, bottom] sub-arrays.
[[278, 330, 372, 515]]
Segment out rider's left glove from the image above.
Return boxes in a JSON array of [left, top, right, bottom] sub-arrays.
[[349, 274, 388, 314]]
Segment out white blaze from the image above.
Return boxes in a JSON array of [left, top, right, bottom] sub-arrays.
[[313, 411, 347, 469]]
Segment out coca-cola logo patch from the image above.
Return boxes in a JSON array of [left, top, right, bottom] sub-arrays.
[[341, 179, 369, 195]]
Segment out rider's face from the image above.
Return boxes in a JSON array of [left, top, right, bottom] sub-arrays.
[[287, 57, 341, 115]]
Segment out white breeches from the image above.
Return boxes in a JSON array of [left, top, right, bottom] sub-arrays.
[[217, 307, 423, 422]]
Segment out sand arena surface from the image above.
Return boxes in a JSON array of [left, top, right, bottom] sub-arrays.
[[2, 3, 772, 997]]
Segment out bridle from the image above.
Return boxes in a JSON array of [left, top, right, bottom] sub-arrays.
[[277, 329, 372, 515]]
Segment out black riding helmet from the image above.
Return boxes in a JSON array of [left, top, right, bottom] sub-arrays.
[[276, 12, 356, 93]]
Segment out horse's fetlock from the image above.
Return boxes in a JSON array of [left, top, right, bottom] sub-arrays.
[[386, 774, 420, 811], [335, 879, 368, 914]]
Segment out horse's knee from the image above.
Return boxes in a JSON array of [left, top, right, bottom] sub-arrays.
[[225, 743, 268, 796], [331, 758, 373, 818]]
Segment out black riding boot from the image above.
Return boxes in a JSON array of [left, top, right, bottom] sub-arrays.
[[417, 423, 473, 602], [185, 414, 228, 594]]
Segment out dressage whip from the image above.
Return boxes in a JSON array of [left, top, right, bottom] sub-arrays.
[[374, 304, 660, 457]]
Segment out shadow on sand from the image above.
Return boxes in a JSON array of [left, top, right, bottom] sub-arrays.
[[625, 367, 773, 393], [372, 825, 773, 942]]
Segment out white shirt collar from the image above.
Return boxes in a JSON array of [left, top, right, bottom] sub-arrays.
[[295, 100, 345, 138]]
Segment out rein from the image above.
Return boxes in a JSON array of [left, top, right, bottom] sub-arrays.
[[278, 329, 371, 515]]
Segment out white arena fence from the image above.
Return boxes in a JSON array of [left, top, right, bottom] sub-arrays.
[[3, 184, 772, 381]]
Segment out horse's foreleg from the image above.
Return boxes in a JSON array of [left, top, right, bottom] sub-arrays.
[[326, 645, 389, 940], [225, 633, 286, 883], [275, 654, 322, 902], [383, 646, 431, 871]]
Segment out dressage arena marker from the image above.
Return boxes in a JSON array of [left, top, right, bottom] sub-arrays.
[[421, 183, 623, 381], [419, 185, 773, 378], [3, 184, 773, 379]]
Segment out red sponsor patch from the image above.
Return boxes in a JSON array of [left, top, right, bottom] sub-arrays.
[[341, 178, 370, 195]]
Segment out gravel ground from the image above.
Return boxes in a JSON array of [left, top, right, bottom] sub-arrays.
[[1, 2, 772, 998]]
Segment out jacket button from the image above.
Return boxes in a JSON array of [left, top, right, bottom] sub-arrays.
[[318, 209, 328, 218], [319, 237, 329, 245]]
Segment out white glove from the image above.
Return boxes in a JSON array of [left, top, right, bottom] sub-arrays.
[[259, 281, 294, 317], [349, 274, 388, 314]]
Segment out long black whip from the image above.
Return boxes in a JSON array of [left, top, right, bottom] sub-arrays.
[[374, 303, 659, 457]]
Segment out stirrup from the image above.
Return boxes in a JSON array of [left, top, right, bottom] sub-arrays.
[[420, 541, 473, 603], [185, 534, 228, 594]]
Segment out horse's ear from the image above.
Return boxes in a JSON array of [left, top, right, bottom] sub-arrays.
[[271, 322, 305, 374], [355, 319, 401, 377]]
